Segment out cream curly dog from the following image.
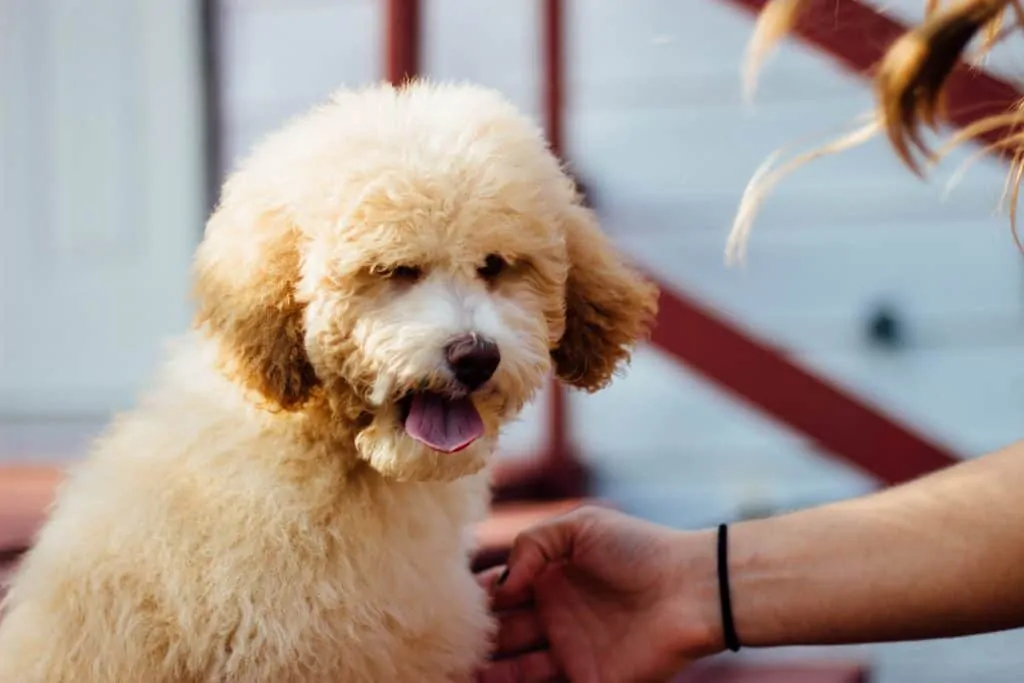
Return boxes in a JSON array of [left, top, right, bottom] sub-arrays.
[[0, 81, 658, 682]]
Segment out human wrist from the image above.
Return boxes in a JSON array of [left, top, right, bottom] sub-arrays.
[[664, 528, 727, 660]]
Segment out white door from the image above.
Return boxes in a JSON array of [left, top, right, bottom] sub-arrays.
[[1, 0, 205, 439]]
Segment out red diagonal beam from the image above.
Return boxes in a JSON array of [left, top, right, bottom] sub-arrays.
[[603, 0, 961, 483], [723, 0, 1022, 151], [651, 288, 958, 484], [685, 0, 1024, 482]]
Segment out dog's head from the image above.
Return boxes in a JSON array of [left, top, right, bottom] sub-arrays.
[[193, 82, 658, 482]]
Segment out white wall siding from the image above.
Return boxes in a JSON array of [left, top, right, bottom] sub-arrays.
[[0, 0, 205, 418]]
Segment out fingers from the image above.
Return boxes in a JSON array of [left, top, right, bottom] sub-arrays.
[[497, 510, 585, 597], [476, 650, 560, 683], [477, 564, 534, 612], [493, 609, 547, 659], [476, 565, 506, 592]]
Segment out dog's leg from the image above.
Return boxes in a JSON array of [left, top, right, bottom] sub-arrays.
[[0, 580, 194, 683]]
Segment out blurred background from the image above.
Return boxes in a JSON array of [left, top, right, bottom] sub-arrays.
[[2, 0, 1024, 680]]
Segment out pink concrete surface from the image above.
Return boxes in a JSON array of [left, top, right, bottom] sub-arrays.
[[473, 498, 594, 552], [0, 465, 63, 552], [673, 661, 869, 682], [0, 463, 587, 559]]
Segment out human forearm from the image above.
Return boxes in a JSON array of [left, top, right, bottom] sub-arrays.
[[713, 441, 1024, 648], [482, 447, 1024, 681]]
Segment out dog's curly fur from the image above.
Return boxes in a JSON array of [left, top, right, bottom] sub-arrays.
[[0, 81, 658, 682]]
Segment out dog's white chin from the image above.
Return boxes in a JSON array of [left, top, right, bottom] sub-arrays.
[[355, 417, 495, 482]]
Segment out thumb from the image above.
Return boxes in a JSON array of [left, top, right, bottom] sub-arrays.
[[497, 509, 586, 596]]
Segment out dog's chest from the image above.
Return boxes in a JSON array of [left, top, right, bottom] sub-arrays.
[[219, 479, 493, 682], [294, 547, 490, 681]]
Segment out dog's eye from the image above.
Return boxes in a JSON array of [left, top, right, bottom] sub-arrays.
[[386, 265, 422, 282], [478, 254, 508, 282]]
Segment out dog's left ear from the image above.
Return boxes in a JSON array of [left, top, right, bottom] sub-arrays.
[[552, 204, 659, 391]]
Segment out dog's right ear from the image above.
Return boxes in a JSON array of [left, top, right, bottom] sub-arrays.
[[192, 194, 319, 411]]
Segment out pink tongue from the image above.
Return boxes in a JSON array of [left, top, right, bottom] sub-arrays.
[[404, 393, 485, 453]]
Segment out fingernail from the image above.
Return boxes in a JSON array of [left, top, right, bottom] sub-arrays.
[[497, 567, 509, 586]]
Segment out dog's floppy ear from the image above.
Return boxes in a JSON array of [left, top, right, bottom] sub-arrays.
[[552, 203, 659, 392], [192, 193, 318, 411]]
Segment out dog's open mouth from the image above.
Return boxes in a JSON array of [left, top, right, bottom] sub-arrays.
[[399, 391, 484, 453]]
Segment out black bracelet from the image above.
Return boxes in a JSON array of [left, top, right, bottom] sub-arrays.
[[717, 523, 742, 652]]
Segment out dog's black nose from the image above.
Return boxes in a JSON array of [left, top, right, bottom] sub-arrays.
[[445, 334, 500, 390]]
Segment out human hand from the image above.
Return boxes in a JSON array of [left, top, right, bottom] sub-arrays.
[[478, 506, 723, 683]]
